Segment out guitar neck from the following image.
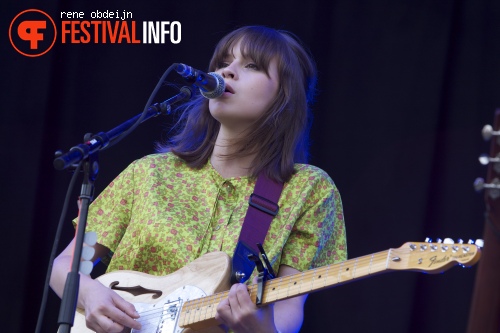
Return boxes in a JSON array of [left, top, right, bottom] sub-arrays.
[[179, 248, 398, 330], [179, 241, 479, 331]]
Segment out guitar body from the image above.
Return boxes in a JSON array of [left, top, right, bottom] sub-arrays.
[[73, 251, 232, 333]]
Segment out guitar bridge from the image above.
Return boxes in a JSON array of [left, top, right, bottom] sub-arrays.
[[131, 299, 183, 333], [130, 285, 208, 333]]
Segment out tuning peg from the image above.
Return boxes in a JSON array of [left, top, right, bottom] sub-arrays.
[[479, 153, 500, 165], [436, 238, 443, 243], [482, 124, 500, 141], [474, 178, 500, 199], [425, 237, 432, 243], [475, 239, 484, 248], [479, 154, 500, 173], [443, 238, 454, 244]]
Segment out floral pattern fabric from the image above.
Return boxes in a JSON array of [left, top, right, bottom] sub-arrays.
[[82, 152, 347, 277]]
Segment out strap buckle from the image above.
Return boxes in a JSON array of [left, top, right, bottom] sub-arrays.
[[249, 193, 279, 216]]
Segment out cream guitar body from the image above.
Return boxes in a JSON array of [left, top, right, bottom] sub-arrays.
[[73, 251, 231, 332]]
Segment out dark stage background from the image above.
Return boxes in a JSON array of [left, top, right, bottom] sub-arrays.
[[2, 1, 499, 332]]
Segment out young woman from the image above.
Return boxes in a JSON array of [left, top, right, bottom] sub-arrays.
[[51, 25, 347, 333]]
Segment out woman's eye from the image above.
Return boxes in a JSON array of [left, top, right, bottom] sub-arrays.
[[217, 62, 229, 69], [246, 63, 259, 70]]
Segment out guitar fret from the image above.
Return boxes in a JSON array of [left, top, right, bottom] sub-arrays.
[[310, 267, 317, 291], [206, 294, 216, 319], [265, 277, 280, 302], [369, 254, 374, 274], [206, 294, 219, 319], [187, 300, 195, 325], [337, 262, 344, 283], [352, 258, 358, 279], [207, 295, 214, 319], [301, 271, 305, 294], [197, 295, 205, 323], [287, 273, 302, 297], [323, 264, 330, 288]]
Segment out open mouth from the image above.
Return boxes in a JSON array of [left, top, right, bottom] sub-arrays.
[[224, 84, 234, 94]]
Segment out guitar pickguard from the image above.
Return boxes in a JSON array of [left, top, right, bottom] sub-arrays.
[[131, 285, 207, 333]]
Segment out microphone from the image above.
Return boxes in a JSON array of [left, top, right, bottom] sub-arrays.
[[175, 63, 225, 99]]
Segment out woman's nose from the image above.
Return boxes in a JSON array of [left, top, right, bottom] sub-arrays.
[[221, 65, 237, 80]]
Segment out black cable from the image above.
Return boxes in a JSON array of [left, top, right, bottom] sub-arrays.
[[35, 162, 82, 333], [101, 62, 179, 151]]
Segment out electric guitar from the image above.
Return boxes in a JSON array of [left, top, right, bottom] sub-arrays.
[[73, 240, 481, 332]]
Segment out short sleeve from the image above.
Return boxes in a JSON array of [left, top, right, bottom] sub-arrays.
[[280, 168, 347, 271], [81, 160, 139, 252]]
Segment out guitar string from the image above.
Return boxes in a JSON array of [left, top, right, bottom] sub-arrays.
[[111, 244, 470, 329], [147, 245, 446, 316], [185, 248, 411, 309], [195, 243, 471, 308], [182, 249, 395, 313]]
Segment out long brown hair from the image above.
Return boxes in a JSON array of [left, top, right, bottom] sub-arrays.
[[158, 26, 317, 183]]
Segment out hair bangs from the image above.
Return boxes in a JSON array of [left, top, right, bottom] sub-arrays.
[[209, 26, 288, 77]]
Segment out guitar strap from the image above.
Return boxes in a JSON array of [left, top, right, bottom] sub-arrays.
[[231, 171, 284, 284]]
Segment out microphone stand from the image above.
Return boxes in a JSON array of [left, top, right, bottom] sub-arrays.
[[57, 139, 97, 333], [53, 87, 191, 171], [54, 87, 191, 333]]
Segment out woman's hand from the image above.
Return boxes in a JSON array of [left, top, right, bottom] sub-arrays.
[[215, 265, 308, 333], [215, 283, 277, 333], [80, 279, 141, 333]]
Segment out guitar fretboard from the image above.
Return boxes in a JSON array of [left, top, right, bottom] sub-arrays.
[[178, 249, 396, 330]]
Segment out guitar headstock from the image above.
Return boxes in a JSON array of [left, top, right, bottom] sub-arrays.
[[387, 238, 482, 274]]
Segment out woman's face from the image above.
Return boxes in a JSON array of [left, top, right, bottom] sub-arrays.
[[209, 40, 280, 132]]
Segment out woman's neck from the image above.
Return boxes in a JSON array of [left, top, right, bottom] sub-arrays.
[[210, 127, 256, 179]]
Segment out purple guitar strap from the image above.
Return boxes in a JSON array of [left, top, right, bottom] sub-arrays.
[[231, 171, 284, 284]]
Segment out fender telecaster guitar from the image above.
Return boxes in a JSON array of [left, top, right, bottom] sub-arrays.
[[73, 240, 481, 332]]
